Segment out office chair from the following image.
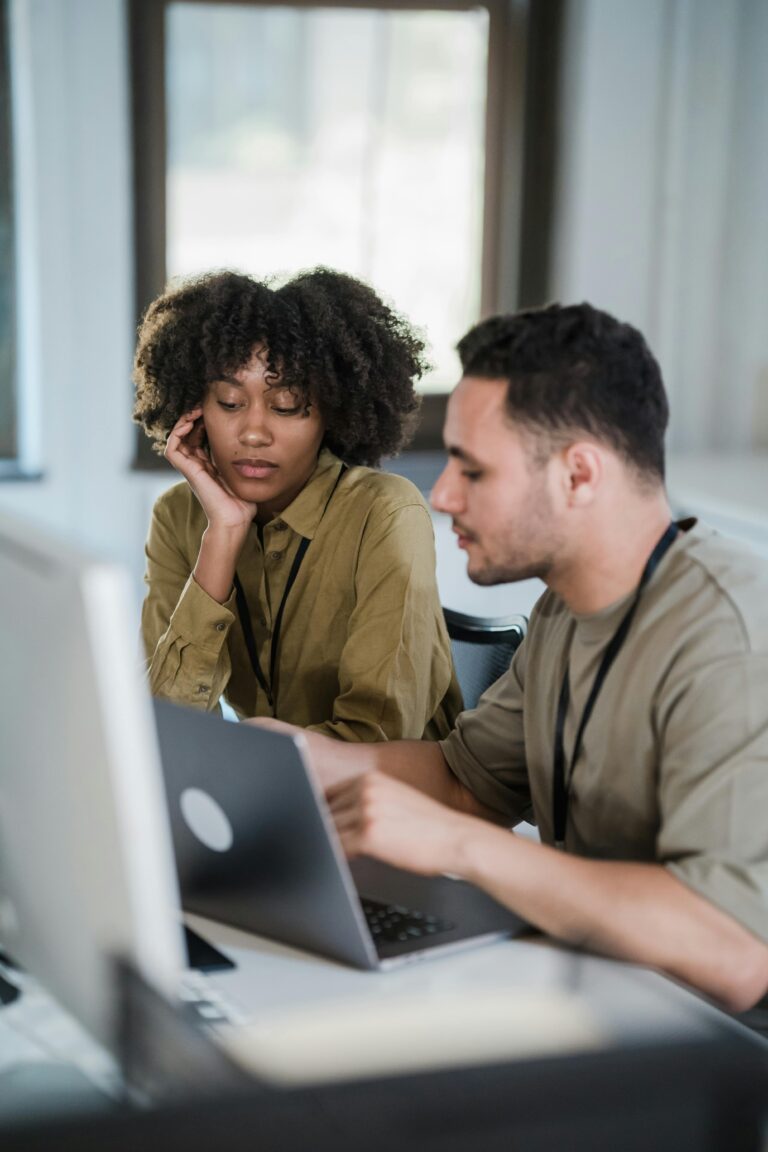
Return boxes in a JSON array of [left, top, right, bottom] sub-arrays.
[[443, 608, 527, 711]]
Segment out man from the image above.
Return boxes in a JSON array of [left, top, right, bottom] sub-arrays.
[[253, 302, 768, 1015]]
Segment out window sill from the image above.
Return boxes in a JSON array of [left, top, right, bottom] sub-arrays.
[[0, 463, 44, 482]]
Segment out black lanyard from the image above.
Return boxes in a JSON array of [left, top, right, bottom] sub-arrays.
[[552, 521, 680, 849], [233, 464, 346, 714]]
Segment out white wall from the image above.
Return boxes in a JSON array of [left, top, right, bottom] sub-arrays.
[[553, 0, 768, 453], [1, 0, 766, 617], [0, 0, 170, 600]]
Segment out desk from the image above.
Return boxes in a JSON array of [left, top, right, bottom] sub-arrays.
[[0, 956, 121, 1122], [1, 925, 767, 1147], [190, 914, 763, 1063]]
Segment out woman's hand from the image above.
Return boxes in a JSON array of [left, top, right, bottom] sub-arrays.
[[165, 408, 257, 531], [245, 717, 371, 791]]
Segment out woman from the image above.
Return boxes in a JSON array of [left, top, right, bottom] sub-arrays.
[[133, 267, 461, 741]]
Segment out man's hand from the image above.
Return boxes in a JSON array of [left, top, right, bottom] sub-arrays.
[[250, 725, 768, 1011], [327, 771, 472, 877]]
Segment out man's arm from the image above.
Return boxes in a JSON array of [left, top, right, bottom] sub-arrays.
[[247, 718, 505, 821], [328, 772, 768, 1013]]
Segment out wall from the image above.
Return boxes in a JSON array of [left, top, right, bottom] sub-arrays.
[[1, 0, 766, 620], [1, 0, 164, 590], [553, 0, 768, 453]]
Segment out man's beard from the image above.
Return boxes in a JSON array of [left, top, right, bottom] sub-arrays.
[[467, 554, 551, 586], [460, 468, 557, 587]]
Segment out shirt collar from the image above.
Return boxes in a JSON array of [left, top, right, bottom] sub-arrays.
[[569, 518, 694, 645], [570, 588, 635, 646], [271, 448, 345, 540]]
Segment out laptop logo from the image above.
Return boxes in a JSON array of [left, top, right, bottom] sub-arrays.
[[180, 788, 234, 853]]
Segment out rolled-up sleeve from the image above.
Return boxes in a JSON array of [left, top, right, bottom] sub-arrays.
[[440, 642, 533, 824], [141, 496, 237, 711], [657, 651, 768, 943]]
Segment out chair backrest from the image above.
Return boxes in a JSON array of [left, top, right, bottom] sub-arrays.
[[443, 608, 527, 711]]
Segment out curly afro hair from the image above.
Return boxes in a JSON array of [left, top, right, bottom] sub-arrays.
[[132, 267, 428, 467]]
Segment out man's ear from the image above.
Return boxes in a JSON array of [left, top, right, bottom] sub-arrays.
[[561, 441, 603, 507]]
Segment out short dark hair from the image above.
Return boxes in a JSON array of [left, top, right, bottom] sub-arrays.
[[133, 267, 427, 467], [456, 302, 669, 480]]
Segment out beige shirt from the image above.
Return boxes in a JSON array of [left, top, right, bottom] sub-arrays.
[[142, 449, 462, 741], [441, 521, 768, 944]]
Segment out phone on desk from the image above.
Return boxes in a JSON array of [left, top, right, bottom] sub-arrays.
[[184, 925, 235, 973]]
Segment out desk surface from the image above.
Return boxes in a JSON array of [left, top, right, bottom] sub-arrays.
[[1, 920, 766, 1125], [191, 914, 735, 1030], [191, 914, 768, 1089]]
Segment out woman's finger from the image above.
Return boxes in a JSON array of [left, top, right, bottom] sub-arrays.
[[167, 409, 204, 450], [165, 418, 196, 456], [179, 406, 204, 425]]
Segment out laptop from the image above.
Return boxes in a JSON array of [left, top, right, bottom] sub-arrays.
[[154, 700, 527, 970]]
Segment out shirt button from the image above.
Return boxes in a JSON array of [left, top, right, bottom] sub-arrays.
[[258, 615, 267, 627], [273, 521, 287, 532], [215, 622, 226, 632], [196, 684, 210, 695], [269, 551, 282, 561]]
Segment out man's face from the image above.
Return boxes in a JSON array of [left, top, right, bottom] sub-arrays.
[[431, 376, 562, 586]]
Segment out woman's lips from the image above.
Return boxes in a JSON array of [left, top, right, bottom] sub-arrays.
[[232, 460, 278, 480]]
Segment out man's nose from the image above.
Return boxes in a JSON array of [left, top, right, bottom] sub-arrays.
[[430, 463, 461, 515]]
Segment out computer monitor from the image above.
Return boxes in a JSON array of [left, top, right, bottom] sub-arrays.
[[0, 510, 185, 1046]]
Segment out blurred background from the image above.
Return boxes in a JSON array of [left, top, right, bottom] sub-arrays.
[[1, 0, 767, 619]]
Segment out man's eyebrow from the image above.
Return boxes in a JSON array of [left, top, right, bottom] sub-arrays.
[[446, 445, 480, 466]]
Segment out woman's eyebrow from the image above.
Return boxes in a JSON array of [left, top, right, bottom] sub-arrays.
[[211, 374, 245, 388]]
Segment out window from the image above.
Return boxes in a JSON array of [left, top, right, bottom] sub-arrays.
[[0, 0, 17, 471], [131, 0, 558, 465], [164, 3, 488, 394]]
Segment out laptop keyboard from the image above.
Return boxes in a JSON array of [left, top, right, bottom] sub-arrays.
[[361, 897, 455, 944]]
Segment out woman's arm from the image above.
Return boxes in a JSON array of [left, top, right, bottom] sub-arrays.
[[142, 409, 260, 709], [165, 407, 256, 603], [141, 494, 239, 710]]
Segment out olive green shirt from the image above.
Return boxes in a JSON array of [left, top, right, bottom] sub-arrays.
[[441, 521, 768, 945], [142, 449, 461, 741]]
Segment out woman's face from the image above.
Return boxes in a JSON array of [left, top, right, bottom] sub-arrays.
[[202, 345, 325, 521]]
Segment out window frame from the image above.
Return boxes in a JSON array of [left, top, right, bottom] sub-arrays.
[[0, 0, 18, 474], [129, 0, 561, 468]]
